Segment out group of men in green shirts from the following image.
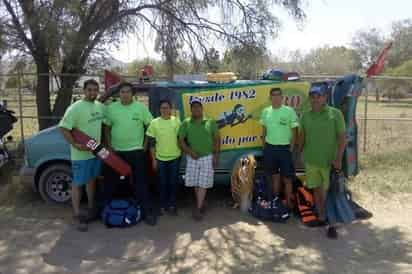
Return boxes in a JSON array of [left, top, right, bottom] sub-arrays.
[[59, 79, 219, 231], [59, 78, 345, 239], [260, 86, 346, 239]]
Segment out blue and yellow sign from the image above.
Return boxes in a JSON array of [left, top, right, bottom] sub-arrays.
[[181, 82, 311, 151]]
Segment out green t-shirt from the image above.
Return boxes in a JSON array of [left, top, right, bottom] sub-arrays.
[[300, 105, 346, 168], [105, 100, 153, 151], [146, 116, 181, 161], [259, 105, 299, 145], [59, 99, 105, 161], [178, 117, 218, 157]]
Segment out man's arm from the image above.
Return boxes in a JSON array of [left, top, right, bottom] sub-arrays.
[[298, 128, 305, 153], [59, 127, 88, 151], [178, 137, 198, 160], [261, 126, 266, 143], [332, 133, 346, 170], [212, 131, 221, 168], [291, 127, 299, 150], [103, 124, 112, 149], [147, 136, 157, 170]]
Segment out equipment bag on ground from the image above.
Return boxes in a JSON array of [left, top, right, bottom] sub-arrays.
[[296, 186, 322, 227], [250, 176, 290, 222], [101, 199, 141, 228]]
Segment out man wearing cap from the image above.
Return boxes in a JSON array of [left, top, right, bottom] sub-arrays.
[[104, 82, 157, 226], [260, 87, 299, 209], [178, 97, 220, 221], [299, 83, 346, 238]]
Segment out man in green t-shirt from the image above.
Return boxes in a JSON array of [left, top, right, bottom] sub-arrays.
[[103, 82, 157, 226], [260, 88, 299, 209], [59, 79, 105, 232], [299, 84, 346, 239], [178, 97, 220, 221]]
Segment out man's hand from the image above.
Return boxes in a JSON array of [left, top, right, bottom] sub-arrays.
[[189, 151, 199, 160], [74, 143, 90, 151], [152, 159, 158, 171], [212, 154, 219, 169], [332, 159, 342, 171]]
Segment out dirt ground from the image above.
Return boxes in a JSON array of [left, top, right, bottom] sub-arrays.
[[1, 169, 412, 274]]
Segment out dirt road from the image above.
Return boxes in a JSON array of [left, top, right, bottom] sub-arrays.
[[1, 177, 412, 274]]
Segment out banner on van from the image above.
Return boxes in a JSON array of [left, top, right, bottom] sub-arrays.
[[181, 82, 311, 151]]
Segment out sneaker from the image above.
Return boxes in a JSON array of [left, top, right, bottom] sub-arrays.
[[327, 226, 338, 239], [271, 196, 280, 208], [159, 208, 167, 216], [192, 208, 203, 221], [86, 207, 99, 223], [73, 215, 88, 232], [144, 214, 157, 226], [168, 207, 178, 216]]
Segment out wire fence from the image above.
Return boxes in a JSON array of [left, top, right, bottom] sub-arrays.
[[1, 72, 411, 159]]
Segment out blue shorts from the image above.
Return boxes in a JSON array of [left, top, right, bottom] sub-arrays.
[[71, 158, 102, 186]]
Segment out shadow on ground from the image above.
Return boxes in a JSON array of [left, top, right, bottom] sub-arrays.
[[1, 183, 412, 274]]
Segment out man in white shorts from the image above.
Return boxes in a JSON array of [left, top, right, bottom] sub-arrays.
[[178, 97, 220, 221]]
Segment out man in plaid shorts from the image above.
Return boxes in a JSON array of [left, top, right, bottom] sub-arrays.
[[179, 97, 220, 221]]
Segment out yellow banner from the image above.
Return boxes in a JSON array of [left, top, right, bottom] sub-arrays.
[[181, 82, 311, 150]]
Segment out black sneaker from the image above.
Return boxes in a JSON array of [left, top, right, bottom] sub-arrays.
[[86, 207, 99, 223], [144, 214, 157, 226], [168, 207, 178, 216], [327, 226, 338, 239], [159, 208, 166, 216], [192, 208, 203, 221], [73, 215, 88, 232]]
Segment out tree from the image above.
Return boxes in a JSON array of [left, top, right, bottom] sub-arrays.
[[2, 0, 305, 129], [387, 19, 412, 68], [223, 42, 269, 79], [351, 28, 386, 69], [302, 46, 362, 74], [203, 47, 221, 72]]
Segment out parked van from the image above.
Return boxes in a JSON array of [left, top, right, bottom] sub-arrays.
[[20, 74, 363, 204]]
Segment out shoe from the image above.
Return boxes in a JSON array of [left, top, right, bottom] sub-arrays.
[[144, 214, 157, 226], [327, 226, 338, 239], [192, 208, 203, 221], [86, 207, 99, 223], [168, 207, 178, 216], [199, 205, 207, 215], [271, 196, 280, 208], [73, 215, 88, 232], [159, 208, 166, 216]]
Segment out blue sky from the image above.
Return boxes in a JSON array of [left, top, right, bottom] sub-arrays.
[[111, 0, 411, 62]]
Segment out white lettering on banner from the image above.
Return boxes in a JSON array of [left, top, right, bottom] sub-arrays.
[[86, 140, 99, 151]]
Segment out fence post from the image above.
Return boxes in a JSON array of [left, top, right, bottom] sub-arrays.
[[363, 80, 369, 153], [17, 70, 25, 145]]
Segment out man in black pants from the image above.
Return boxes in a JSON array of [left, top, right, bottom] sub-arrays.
[[259, 88, 299, 209], [103, 82, 156, 226]]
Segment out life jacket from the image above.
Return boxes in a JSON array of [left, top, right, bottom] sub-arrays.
[[296, 186, 320, 226]]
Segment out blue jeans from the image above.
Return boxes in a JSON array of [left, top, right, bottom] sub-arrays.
[[158, 158, 180, 209]]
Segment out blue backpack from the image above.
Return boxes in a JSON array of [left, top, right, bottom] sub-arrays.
[[101, 200, 141, 228], [250, 176, 290, 223]]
